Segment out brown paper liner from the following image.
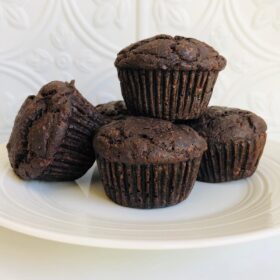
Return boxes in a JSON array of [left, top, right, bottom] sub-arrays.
[[96, 156, 202, 209], [198, 133, 267, 183], [117, 68, 219, 121]]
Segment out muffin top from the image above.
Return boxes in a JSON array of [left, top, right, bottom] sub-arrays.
[[93, 116, 207, 164], [96, 100, 128, 124], [7, 80, 102, 179], [188, 106, 267, 143], [115, 34, 226, 71]]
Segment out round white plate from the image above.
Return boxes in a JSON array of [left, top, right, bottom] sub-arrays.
[[0, 142, 279, 249]]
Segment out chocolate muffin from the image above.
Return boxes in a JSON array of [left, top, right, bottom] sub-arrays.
[[93, 117, 207, 209], [188, 106, 267, 183], [7, 80, 103, 181], [115, 34, 226, 121], [96, 100, 128, 124]]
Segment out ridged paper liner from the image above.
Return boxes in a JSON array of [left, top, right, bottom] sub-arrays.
[[96, 156, 202, 209], [39, 100, 97, 181], [198, 134, 267, 183], [117, 69, 219, 121]]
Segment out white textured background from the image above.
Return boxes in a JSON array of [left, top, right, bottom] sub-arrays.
[[0, 1, 280, 279], [0, 0, 279, 142]]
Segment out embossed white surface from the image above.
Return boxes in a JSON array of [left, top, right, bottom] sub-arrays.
[[0, 0, 279, 142]]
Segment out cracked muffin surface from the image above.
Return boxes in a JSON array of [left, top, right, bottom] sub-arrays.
[[188, 106, 267, 143], [93, 116, 207, 164], [7, 80, 103, 181], [115, 34, 226, 71], [96, 100, 128, 124]]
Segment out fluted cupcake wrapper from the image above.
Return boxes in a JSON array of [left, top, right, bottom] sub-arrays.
[[40, 101, 96, 181], [96, 156, 202, 209], [198, 134, 267, 183], [117, 68, 219, 121]]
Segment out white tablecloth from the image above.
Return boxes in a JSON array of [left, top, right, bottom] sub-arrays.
[[1, 226, 280, 280]]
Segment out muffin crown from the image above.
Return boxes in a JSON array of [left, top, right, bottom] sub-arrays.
[[115, 34, 226, 71], [96, 100, 128, 124], [93, 116, 207, 164], [189, 106, 267, 143]]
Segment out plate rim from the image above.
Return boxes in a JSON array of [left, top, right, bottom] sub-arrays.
[[1, 141, 280, 250], [1, 214, 280, 249]]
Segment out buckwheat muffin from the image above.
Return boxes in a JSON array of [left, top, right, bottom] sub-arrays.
[[189, 106, 267, 183], [93, 116, 207, 209], [7, 80, 103, 181], [115, 34, 226, 121]]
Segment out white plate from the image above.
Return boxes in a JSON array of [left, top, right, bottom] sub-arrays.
[[0, 142, 279, 249]]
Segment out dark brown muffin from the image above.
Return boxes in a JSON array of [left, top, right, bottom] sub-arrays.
[[7, 80, 103, 181], [115, 34, 226, 121], [188, 106, 267, 183], [96, 100, 128, 124], [93, 117, 207, 209]]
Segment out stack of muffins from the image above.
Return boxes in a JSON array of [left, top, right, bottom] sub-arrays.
[[7, 34, 267, 210]]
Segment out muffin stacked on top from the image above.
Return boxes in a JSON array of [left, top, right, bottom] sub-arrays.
[[115, 34, 226, 121], [7, 34, 267, 210]]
